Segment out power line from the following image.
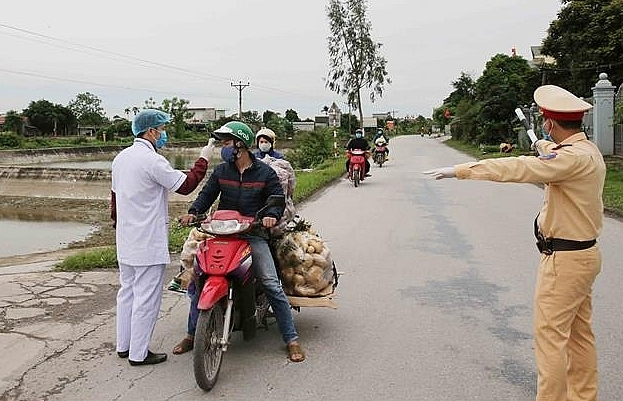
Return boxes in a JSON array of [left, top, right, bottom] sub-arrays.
[[0, 22, 322, 100]]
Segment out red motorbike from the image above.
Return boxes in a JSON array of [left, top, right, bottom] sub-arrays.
[[347, 149, 368, 187], [191, 195, 285, 391], [372, 137, 388, 167]]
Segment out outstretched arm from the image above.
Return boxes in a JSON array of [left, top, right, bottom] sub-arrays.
[[423, 167, 456, 180]]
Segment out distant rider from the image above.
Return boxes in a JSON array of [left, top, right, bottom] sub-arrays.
[[345, 128, 371, 177], [372, 128, 390, 160]]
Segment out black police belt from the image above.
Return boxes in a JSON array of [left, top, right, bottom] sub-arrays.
[[533, 217, 596, 255]]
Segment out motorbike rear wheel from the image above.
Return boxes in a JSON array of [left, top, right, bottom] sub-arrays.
[[193, 300, 225, 391], [375, 153, 384, 167]]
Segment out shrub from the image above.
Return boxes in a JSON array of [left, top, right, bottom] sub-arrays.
[[286, 129, 334, 169], [0, 132, 23, 148]]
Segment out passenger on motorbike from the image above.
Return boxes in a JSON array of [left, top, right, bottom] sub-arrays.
[[372, 128, 390, 160], [254, 127, 284, 160], [177, 121, 305, 363], [345, 128, 371, 177]]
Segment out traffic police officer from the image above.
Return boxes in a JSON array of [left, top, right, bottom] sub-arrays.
[[424, 85, 604, 401]]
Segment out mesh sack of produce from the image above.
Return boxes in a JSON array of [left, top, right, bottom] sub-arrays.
[[174, 227, 213, 291], [260, 155, 297, 237], [274, 220, 337, 297]]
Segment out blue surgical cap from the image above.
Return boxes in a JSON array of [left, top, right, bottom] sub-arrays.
[[131, 109, 171, 136]]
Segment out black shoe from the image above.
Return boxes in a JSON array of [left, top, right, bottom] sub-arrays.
[[128, 351, 167, 366], [365, 173, 372, 177], [117, 350, 129, 358]]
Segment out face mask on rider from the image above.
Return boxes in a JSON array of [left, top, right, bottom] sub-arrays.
[[355, 132, 363, 139], [220, 141, 243, 162], [258, 142, 272, 153]]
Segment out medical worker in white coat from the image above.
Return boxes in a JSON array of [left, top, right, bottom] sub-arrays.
[[111, 109, 214, 366]]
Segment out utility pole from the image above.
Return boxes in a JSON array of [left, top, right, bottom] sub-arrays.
[[231, 81, 250, 119]]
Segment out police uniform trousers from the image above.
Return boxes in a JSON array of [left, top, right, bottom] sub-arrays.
[[116, 263, 166, 362], [534, 246, 601, 401]]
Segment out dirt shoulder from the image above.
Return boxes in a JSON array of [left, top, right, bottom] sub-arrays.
[[0, 195, 188, 267]]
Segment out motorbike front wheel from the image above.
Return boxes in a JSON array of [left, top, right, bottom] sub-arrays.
[[193, 300, 225, 391], [353, 168, 360, 187]]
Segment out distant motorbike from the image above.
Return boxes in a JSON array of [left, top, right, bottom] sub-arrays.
[[372, 137, 388, 167], [347, 149, 368, 187], [190, 195, 285, 391]]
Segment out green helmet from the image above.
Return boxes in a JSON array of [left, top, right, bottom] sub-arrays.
[[213, 121, 255, 148]]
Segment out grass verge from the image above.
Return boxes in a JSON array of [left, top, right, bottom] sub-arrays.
[[54, 157, 345, 271]]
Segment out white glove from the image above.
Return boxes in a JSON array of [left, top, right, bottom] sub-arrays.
[[423, 167, 456, 180], [200, 138, 216, 161]]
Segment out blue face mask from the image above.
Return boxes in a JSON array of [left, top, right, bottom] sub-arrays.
[[155, 130, 168, 149], [540, 127, 553, 142], [221, 146, 234, 162], [355, 132, 363, 139]]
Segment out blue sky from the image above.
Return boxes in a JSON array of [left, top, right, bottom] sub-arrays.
[[0, 0, 562, 120]]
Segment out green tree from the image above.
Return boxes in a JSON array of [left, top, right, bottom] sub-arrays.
[[326, 0, 391, 127], [23, 100, 76, 136], [144, 97, 158, 109], [3, 110, 23, 134], [340, 112, 359, 133], [67, 92, 107, 128], [474, 54, 536, 144], [161, 97, 191, 138], [239, 110, 263, 132], [541, 0, 623, 96], [285, 109, 300, 122], [263, 110, 278, 125]]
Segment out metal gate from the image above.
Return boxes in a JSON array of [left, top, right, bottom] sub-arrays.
[[615, 84, 623, 155]]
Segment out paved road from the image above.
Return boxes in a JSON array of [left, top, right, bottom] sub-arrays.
[[1, 135, 622, 400]]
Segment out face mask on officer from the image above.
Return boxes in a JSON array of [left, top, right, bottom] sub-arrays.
[[542, 119, 554, 142]]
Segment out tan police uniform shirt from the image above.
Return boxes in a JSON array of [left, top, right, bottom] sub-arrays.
[[454, 132, 605, 241]]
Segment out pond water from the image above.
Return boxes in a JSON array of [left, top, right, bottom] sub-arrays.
[[23, 148, 207, 170], [0, 219, 95, 258], [0, 148, 214, 258]]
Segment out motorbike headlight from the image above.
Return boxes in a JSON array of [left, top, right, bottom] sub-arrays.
[[200, 219, 251, 235]]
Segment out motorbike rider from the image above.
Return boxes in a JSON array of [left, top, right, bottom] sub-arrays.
[[254, 127, 284, 160], [372, 128, 390, 160], [177, 121, 305, 363], [345, 128, 371, 177], [373, 128, 390, 144]]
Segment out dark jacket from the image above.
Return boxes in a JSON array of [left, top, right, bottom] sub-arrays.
[[189, 152, 285, 221], [345, 137, 370, 151]]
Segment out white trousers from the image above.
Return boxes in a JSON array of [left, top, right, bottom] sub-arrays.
[[116, 263, 166, 361]]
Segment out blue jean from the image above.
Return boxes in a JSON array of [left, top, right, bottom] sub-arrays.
[[187, 235, 298, 345]]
